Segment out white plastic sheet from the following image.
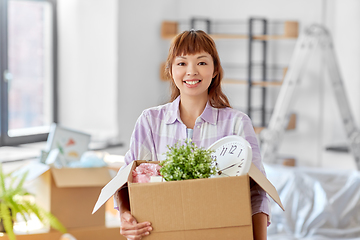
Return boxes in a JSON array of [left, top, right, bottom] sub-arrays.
[[265, 164, 360, 240]]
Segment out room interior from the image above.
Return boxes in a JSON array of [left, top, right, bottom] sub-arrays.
[[0, 0, 360, 239]]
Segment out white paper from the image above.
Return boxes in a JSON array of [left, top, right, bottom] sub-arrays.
[[12, 162, 50, 182]]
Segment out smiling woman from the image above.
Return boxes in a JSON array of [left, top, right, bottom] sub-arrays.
[[171, 52, 214, 102], [165, 30, 230, 109], [116, 30, 270, 240]]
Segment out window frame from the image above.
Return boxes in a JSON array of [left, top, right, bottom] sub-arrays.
[[0, 0, 58, 146]]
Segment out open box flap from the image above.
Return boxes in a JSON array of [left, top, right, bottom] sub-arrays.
[[51, 167, 112, 188], [248, 163, 285, 211], [12, 162, 50, 182], [92, 161, 134, 214]]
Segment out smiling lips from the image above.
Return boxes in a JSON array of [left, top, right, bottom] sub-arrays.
[[184, 79, 201, 87]]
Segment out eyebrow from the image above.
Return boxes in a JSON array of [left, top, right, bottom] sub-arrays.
[[176, 55, 210, 59]]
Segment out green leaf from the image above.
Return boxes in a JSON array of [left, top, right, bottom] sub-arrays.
[[160, 140, 217, 181], [0, 203, 15, 240], [11, 170, 29, 197], [0, 165, 6, 196], [0, 163, 67, 239], [39, 208, 67, 233]]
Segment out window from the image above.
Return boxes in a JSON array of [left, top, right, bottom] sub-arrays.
[[0, 0, 57, 146]]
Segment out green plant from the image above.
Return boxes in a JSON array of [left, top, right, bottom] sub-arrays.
[[0, 164, 67, 240], [160, 140, 217, 181]]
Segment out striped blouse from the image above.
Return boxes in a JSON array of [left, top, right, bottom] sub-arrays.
[[121, 96, 270, 224]]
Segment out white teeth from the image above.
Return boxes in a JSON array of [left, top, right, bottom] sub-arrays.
[[185, 80, 200, 85]]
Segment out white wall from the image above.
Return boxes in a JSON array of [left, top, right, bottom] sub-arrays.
[[116, 0, 178, 150], [58, 0, 360, 169], [57, 0, 119, 141]]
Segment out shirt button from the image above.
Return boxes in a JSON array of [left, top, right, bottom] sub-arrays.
[[197, 125, 201, 129]]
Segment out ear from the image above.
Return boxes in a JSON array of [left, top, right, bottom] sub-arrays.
[[168, 65, 173, 78], [166, 66, 172, 80], [212, 71, 217, 79]]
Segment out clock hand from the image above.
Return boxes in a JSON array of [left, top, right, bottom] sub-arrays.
[[218, 163, 237, 172], [218, 172, 230, 177]]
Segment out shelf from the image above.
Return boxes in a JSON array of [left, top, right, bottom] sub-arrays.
[[325, 144, 349, 153], [222, 79, 283, 87], [252, 35, 297, 40], [163, 33, 297, 40], [253, 113, 296, 134], [161, 20, 298, 40], [254, 126, 266, 134], [222, 67, 288, 87], [210, 34, 248, 39], [222, 63, 287, 70]]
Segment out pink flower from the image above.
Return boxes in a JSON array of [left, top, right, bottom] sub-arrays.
[[132, 163, 161, 183]]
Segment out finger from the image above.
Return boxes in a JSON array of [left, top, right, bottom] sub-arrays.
[[121, 211, 147, 226], [121, 221, 151, 231], [120, 224, 152, 237], [121, 230, 150, 240], [121, 211, 137, 224], [129, 218, 137, 225], [125, 231, 150, 240]]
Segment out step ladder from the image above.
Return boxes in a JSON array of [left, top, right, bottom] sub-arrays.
[[260, 24, 360, 170]]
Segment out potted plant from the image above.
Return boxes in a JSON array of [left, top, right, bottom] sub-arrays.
[[160, 140, 217, 181], [0, 164, 67, 240]]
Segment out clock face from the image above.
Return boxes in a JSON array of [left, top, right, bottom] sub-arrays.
[[208, 135, 252, 177]]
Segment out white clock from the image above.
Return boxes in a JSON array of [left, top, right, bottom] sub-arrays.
[[208, 135, 252, 177]]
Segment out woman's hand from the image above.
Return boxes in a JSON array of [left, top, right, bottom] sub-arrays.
[[120, 211, 152, 240]]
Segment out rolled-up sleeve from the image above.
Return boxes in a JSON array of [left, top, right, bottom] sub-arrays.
[[241, 114, 271, 226]]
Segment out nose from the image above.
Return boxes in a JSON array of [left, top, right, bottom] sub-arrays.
[[186, 63, 198, 76]]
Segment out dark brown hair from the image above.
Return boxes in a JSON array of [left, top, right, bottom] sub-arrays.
[[165, 30, 230, 108]]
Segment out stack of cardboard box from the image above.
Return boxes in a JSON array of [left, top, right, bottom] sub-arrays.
[[6, 162, 125, 240]]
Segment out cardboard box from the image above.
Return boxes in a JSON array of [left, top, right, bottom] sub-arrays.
[[21, 162, 112, 229], [93, 161, 284, 240], [1, 226, 125, 240]]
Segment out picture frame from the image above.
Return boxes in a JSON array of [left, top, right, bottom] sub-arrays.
[[45, 123, 91, 164]]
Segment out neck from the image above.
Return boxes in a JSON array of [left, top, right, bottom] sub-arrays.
[[179, 95, 208, 129]]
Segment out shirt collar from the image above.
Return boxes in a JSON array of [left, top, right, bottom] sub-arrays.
[[165, 96, 218, 125], [165, 96, 181, 124], [200, 101, 218, 125]]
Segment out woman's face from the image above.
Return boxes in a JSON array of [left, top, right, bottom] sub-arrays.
[[171, 51, 215, 99]]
